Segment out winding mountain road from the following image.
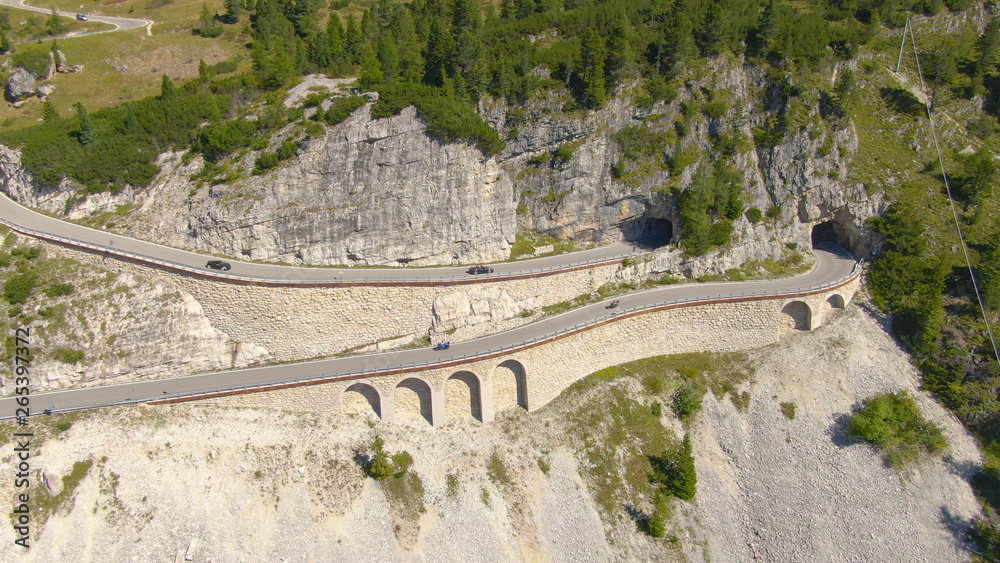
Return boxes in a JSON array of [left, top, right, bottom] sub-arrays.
[[0, 192, 859, 419], [0, 193, 637, 283], [0, 0, 151, 38]]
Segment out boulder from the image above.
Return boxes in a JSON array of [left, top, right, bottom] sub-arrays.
[[5, 68, 37, 103], [38, 83, 56, 101], [42, 468, 63, 496]]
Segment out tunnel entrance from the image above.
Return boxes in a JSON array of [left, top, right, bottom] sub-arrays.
[[811, 217, 857, 253], [622, 217, 673, 248]]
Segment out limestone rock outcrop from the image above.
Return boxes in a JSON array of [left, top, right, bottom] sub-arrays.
[[0, 62, 885, 273], [5, 68, 36, 103]]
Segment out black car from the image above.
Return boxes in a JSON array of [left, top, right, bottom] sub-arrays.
[[206, 260, 232, 271], [467, 265, 493, 275]]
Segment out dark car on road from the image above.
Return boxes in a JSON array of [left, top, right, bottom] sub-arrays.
[[467, 265, 493, 275], [76, 13, 88, 20], [206, 260, 232, 271]]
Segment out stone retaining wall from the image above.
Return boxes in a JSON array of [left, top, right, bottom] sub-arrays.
[[198, 278, 861, 426]]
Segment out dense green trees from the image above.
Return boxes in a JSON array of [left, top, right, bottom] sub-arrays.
[[679, 162, 744, 256]]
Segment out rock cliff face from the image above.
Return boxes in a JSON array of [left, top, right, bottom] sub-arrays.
[[0, 61, 885, 273]]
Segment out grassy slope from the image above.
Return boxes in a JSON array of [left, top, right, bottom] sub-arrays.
[[0, 0, 247, 131]]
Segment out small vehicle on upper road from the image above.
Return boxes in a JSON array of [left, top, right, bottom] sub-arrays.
[[76, 13, 88, 20], [467, 265, 493, 275], [206, 260, 232, 271], [433, 341, 451, 350]]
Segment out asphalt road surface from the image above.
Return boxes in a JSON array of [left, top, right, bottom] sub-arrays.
[[0, 0, 150, 38], [0, 193, 637, 282], [0, 242, 858, 419]]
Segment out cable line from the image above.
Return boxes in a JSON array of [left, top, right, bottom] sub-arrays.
[[898, 15, 1000, 368]]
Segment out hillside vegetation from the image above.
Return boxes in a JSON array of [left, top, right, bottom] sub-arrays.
[[1, 0, 1000, 550]]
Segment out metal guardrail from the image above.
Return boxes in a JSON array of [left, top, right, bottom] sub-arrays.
[[0, 208, 862, 416], [0, 215, 632, 285], [141, 259, 862, 406]]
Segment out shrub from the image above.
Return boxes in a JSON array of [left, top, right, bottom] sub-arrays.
[[672, 385, 703, 420], [10, 247, 42, 260], [4, 273, 36, 305], [13, 48, 51, 79], [363, 434, 394, 480], [371, 83, 504, 155], [324, 95, 367, 126], [553, 143, 575, 163], [780, 401, 797, 419], [253, 139, 299, 175], [612, 124, 669, 163], [847, 391, 947, 468], [210, 60, 238, 75], [745, 207, 763, 223], [391, 451, 413, 477], [649, 435, 697, 501], [51, 348, 84, 364], [766, 205, 782, 220], [44, 282, 74, 297]]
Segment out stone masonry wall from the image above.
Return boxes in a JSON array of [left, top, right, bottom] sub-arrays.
[[198, 278, 860, 426], [51, 242, 621, 363]]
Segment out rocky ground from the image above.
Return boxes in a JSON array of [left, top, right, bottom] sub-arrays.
[[0, 296, 982, 561]]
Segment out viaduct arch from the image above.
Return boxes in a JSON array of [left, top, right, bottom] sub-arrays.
[[320, 276, 861, 427]]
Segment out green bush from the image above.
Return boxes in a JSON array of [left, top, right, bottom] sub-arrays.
[[12, 48, 51, 79], [253, 139, 299, 175], [847, 391, 947, 468], [324, 95, 367, 126], [363, 434, 394, 480], [612, 124, 669, 163], [672, 385, 703, 420], [10, 247, 42, 260], [372, 83, 504, 155], [649, 435, 697, 501], [44, 282, 74, 297], [392, 451, 413, 477], [780, 401, 797, 419], [51, 348, 84, 364], [193, 119, 260, 162], [4, 273, 36, 305], [553, 143, 575, 163], [745, 207, 763, 224]]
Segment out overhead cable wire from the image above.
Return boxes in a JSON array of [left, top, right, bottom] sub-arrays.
[[902, 16, 1000, 368]]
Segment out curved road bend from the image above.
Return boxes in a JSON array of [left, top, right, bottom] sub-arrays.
[[0, 246, 858, 419], [0, 193, 637, 282], [0, 0, 150, 34]]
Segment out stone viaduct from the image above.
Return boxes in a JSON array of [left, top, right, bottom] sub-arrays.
[[194, 275, 860, 426]]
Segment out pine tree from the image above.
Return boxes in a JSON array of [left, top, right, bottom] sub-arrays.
[[395, 10, 423, 82], [199, 59, 211, 81], [344, 16, 363, 64], [363, 434, 393, 480], [359, 45, 384, 87], [605, 9, 635, 86], [75, 102, 95, 146], [580, 28, 607, 108], [42, 99, 58, 123], [46, 8, 66, 36], [124, 104, 140, 134], [326, 13, 345, 63], [702, 0, 730, 56], [0, 31, 11, 55], [377, 35, 399, 82], [423, 17, 454, 87], [499, 0, 515, 20], [222, 0, 243, 23], [160, 74, 177, 101], [671, 435, 697, 501]]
